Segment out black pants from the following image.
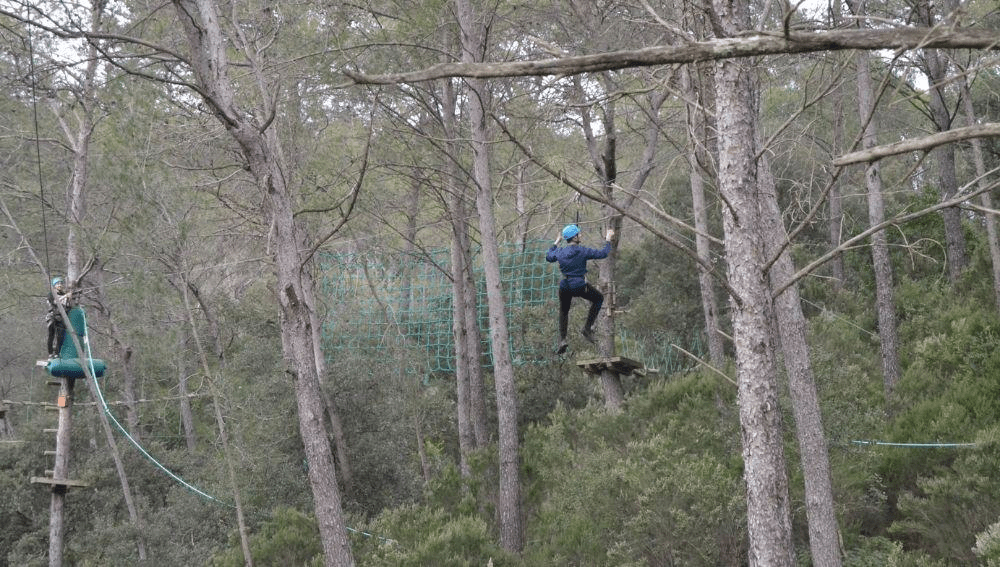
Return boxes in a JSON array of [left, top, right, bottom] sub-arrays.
[[47, 320, 66, 357], [558, 283, 603, 340]]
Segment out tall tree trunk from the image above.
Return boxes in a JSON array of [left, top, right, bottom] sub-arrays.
[[176, 328, 198, 452], [170, 2, 354, 564], [441, 70, 482, 465], [826, 0, 847, 292], [300, 271, 354, 494], [916, 0, 967, 282], [454, 0, 525, 551], [681, 64, 725, 366], [849, 0, 902, 401], [179, 275, 253, 567], [51, 2, 147, 558], [711, 0, 795, 564], [463, 243, 489, 447], [759, 154, 843, 567], [957, 70, 1000, 314], [92, 264, 141, 441]]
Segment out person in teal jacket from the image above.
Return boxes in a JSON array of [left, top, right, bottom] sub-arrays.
[[46, 277, 72, 358], [546, 224, 615, 354]]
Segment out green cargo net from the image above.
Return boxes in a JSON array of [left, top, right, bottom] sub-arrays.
[[318, 240, 704, 376], [319, 240, 559, 374]]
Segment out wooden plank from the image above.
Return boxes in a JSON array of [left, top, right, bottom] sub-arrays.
[[30, 476, 89, 489], [43, 428, 58, 433], [44, 450, 57, 455]]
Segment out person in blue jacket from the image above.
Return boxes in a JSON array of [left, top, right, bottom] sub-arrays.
[[546, 224, 615, 354]]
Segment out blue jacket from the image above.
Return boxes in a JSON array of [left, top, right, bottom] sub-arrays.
[[546, 241, 611, 290]]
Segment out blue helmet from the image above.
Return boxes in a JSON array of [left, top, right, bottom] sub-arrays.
[[562, 224, 580, 240], [51, 277, 64, 287]]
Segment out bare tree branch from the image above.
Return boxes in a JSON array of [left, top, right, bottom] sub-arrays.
[[346, 28, 1000, 84], [833, 123, 1000, 165], [772, 168, 1000, 296]]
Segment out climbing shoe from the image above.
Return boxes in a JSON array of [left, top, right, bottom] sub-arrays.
[[581, 328, 595, 344], [555, 339, 569, 355]]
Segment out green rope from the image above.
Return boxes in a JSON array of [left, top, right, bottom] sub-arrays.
[[81, 310, 397, 545], [81, 309, 229, 505]]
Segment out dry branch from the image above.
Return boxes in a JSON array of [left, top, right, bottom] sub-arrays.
[[346, 28, 1000, 84]]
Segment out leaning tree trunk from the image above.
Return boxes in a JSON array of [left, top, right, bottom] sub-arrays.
[[759, 153, 842, 567], [178, 274, 254, 567], [711, 0, 795, 564], [170, 1, 354, 564], [454, 0, 525, 551]]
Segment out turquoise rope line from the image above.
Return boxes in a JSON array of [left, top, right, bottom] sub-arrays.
[[81, 309, 229, 505], [852, 440, 978, 448], [80, 309, 396, 545]]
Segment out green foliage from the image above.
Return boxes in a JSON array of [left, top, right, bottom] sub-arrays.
[[210, 508, 323, 567], [521, 372, 746, 566], [974, 519, 1000, 566], [351, 504, 518, 567], [843, 536, 948, 567]]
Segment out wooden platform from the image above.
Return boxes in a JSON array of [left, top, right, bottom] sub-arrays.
[[30, 476, 90, 491], [575, 356, 646, 376]]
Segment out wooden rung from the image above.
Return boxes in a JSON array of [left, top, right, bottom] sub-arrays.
[[44, 405, 59, 411], [43, 428, 58, 433], [43, 450, 57, 455], [575, 356, 646, 377], [44, 470, 54, 476], [30, 476, 89, 490], [47, 380, 61, 387]]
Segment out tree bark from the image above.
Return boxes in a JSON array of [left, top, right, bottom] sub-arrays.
[[454, 0, 525, 551], [849, 0, 902, 402], [712, 0, 795, 564]]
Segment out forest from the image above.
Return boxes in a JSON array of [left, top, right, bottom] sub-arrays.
[[1, 0, 1000, 565]]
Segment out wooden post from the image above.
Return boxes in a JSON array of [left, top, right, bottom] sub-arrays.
[[48, 376, 74, 567]]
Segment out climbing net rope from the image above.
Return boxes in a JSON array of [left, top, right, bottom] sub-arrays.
[[320, 240, 558, 374], [319, 240, 703, 376]]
